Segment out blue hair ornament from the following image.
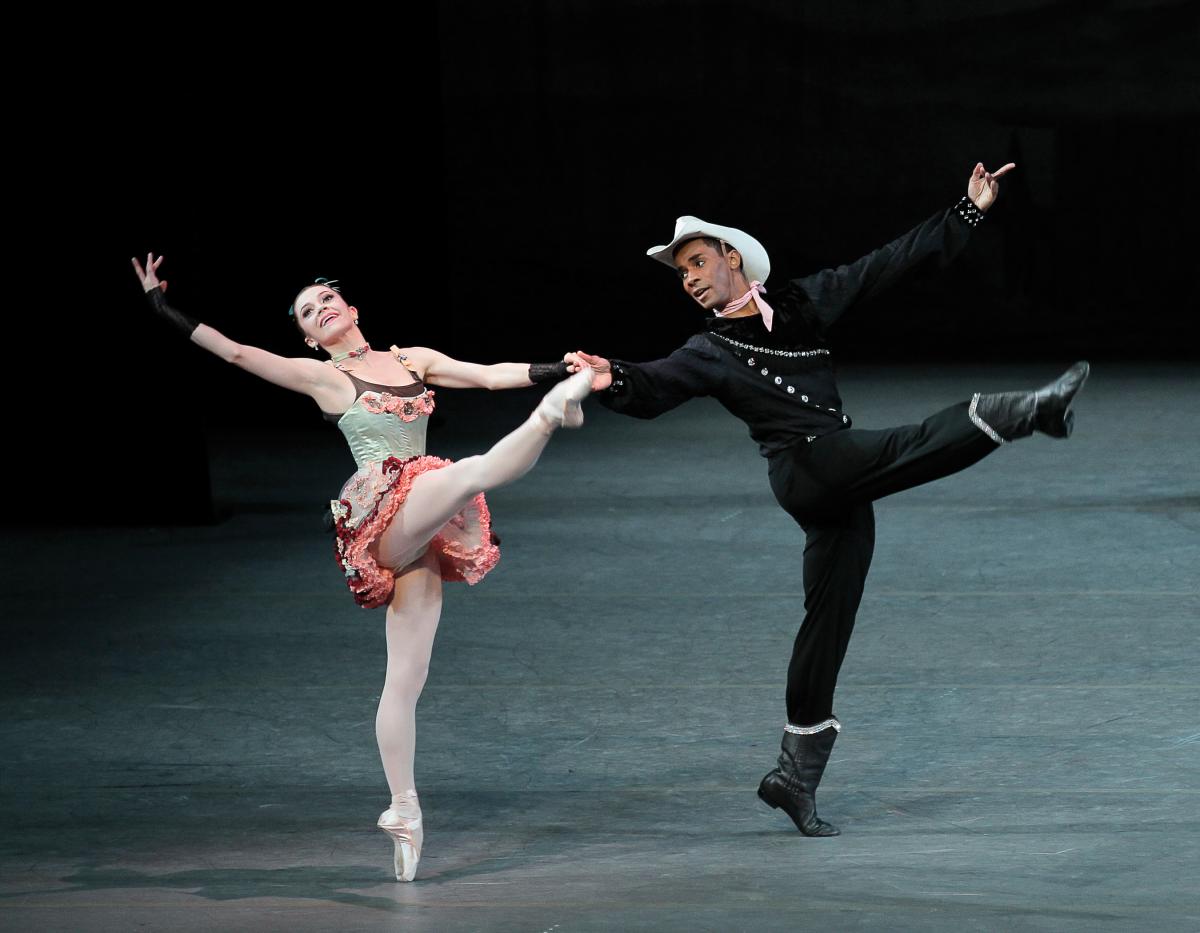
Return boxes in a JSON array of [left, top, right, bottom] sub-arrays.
[[288, 277, 341, 317]]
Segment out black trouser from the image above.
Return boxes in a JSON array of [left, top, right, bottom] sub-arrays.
[[767, 401, 998, 725]]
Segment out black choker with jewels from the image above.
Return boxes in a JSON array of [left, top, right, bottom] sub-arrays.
[[331, 344, 371, 368]]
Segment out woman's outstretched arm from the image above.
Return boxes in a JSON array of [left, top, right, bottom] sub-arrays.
[[133, 253, 342, 400], [403, 346, 579, 390]]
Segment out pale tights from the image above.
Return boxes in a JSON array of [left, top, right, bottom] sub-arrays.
[[374, 411, 560, 797]]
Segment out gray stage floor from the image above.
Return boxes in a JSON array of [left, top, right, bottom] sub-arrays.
[[2, 363, 1197, 932]]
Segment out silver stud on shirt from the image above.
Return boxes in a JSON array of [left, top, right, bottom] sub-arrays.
[[761, 368, 769, 376], [801, 395, 808, 402], [786, 386, 795, 394], [774, 376, 782, 385], [712, 333, 831, 358], [747, 358, 755, 366]]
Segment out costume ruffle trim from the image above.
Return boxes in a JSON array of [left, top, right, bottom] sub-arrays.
[[333, 455, 500, 609]]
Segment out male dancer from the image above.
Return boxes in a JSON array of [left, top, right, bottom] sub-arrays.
[[570, 163, 1089, 836]]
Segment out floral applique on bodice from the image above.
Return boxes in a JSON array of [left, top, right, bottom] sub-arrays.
[[334, 388, 436, 469], [325, 348, 437, 470]]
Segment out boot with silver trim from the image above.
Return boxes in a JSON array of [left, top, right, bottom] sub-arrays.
[[757, 720, 841, 837], [971, 361, 1090, 443]]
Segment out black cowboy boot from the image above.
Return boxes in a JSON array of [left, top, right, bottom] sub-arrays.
[[757, 722, 840, 837], [970, 361, 1090, 442]]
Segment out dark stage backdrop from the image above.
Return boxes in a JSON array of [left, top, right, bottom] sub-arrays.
[[17, 0, 1199, 523]]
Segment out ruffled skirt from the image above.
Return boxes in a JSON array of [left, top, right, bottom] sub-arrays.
[[330, 455, 500, 609]]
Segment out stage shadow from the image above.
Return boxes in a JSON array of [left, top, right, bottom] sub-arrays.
[[16, 866, 407, 911]]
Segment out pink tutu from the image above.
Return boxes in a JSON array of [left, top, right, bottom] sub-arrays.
[[330, 455, 501, 609]]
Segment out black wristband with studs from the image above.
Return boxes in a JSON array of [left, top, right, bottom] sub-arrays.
[[954, 196, 986, 227]]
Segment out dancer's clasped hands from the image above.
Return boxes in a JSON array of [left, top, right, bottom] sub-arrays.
[[565, 351, 611, 391]]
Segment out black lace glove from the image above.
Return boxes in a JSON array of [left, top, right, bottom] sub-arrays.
[[146, 286, 201, 338], [528, 361, 570, 383]]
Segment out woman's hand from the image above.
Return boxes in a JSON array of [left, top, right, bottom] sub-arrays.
[[131, 252, 168, 294], [967, 162, 1015, 212], [566, 351, 613, 391]]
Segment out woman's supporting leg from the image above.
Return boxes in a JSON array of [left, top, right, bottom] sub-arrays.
[[375, 368, 592, 570], [375, 547, 443, 881], [377, 548, 443, 796]]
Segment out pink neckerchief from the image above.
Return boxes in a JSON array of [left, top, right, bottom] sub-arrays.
[[713, 281, 775, 331]]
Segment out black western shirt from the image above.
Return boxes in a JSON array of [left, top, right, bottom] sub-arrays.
[[597, 199, 984, 458]]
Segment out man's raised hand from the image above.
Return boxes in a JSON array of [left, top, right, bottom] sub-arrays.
[[967, 162, 1015, 212]]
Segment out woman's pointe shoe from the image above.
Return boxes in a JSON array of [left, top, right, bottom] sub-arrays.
[[378, 792, 423, 882], [536, 366, 594, 429]]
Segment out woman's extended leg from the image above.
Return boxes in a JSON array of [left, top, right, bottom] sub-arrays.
[[375, 368, 592, 570], [375, 547, 443, 882]]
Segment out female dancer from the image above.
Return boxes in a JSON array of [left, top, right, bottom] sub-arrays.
[[132, 254, 592, 881]]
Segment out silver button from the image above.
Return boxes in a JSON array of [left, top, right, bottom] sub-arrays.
[[787, 386, 795, 394], [761, 368, 769, 376], [801, 395, 808, 402], [842, 415, 849, 423], [774, 376, 782, 385], [747, 358, 755, 366]]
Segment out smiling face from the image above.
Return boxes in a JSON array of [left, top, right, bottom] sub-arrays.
[[292, 284, 355, 347], [673, 237, 748, 311]]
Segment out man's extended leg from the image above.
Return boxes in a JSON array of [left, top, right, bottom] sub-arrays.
[[771, 362, 1090, 516]]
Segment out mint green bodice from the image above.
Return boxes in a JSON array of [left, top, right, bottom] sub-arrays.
[[334, 390, 436, 470]]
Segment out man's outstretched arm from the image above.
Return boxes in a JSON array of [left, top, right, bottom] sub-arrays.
[[791, 162, 1015, 335], [568, 337, 722, 420]]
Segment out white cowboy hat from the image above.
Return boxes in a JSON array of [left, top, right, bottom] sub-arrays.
[[646, 216, 771, 284]]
